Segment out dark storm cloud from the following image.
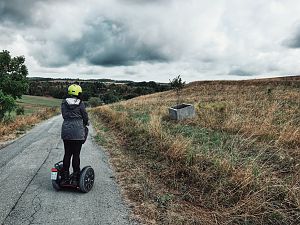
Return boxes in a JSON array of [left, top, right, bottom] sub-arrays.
[[284, 31, 300, 48], [38, 19, 170, 67], [0, 0, 65, 27], [3, 0, 298, 81], [0, 0, 39, 25]]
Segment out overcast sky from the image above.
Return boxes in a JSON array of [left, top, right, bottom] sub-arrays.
[[1, 0, 300, 82]]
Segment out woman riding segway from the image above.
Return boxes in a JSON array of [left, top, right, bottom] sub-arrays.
[[60, 84, 89, 186]]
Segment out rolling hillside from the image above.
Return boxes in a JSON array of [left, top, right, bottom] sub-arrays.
[[91, 77, 300, 225]]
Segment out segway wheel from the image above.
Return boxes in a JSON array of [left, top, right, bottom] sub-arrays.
[[52, 180, 61, 191], [79, 166, 95, 193]]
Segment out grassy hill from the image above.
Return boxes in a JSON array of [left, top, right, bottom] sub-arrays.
[[91, 77, 300, 225]]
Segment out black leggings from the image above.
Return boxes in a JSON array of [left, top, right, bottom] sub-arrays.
[[63, 140, 83, 173]]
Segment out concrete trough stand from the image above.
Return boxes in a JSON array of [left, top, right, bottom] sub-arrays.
[[169, 103, 196, 120]]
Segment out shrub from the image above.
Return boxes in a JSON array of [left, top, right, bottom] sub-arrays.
[[0, 90, 16, 119], [16, 105, 25, 115], [2, 113, 15, 124], [88, 97, 103, 107]]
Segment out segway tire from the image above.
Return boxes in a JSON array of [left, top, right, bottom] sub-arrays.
[[52, 180, 61, 191], [79, 166, 95, 193]]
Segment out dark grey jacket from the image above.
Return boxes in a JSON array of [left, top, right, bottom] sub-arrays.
[[61, 97, 89, 140]]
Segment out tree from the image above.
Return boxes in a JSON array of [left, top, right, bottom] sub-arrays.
[[0, 50, 29, 118], [169, 75, 185, 106]]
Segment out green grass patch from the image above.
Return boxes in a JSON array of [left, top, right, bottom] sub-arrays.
[[112, 104, 151, 124], [163, 122, 260, 166], [89, 114, 110, 146], [94, 133, 108, 145], [16, 95, 61, 115], [131, 112, 150, 123], [17, 95, 61, 107], [112, 104, 126, 112]]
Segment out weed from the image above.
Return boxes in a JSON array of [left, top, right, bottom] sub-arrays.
[[94, 134, 107, 145], [156, 193, 174, 208]]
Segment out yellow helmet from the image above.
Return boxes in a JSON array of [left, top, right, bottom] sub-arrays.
[[68, 84, 82, 96]]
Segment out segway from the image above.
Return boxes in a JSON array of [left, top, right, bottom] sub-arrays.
[[51, 161, 95, 193]]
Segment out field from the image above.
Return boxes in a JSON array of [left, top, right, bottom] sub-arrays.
[[0, 95, 61, 142], [90, 78, 300, 225], [16, 95, 62, 114]]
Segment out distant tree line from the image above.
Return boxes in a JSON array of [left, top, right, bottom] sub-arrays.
[[27, 78, 171, 105]]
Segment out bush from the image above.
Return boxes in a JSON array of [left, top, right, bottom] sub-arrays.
[[16, 105, 25, 115], [0, 90, 16, 119], [2, 113, 15, 124], [88, 97, 103, 107]]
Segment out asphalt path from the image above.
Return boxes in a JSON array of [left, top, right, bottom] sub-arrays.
[[0, 115, 137, 225]]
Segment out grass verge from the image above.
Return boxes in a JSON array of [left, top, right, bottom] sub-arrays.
[[90, 80, 300, 225], [0, 95, 61, 143]]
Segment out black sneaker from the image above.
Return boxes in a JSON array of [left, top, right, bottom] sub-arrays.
[[60, 171, 70, 186], [71, 171, 80, 186]]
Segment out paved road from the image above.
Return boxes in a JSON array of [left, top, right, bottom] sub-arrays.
[[0, 115, 136, 225]]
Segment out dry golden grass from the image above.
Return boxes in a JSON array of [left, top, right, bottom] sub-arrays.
[[91, 79, 300, 225]]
